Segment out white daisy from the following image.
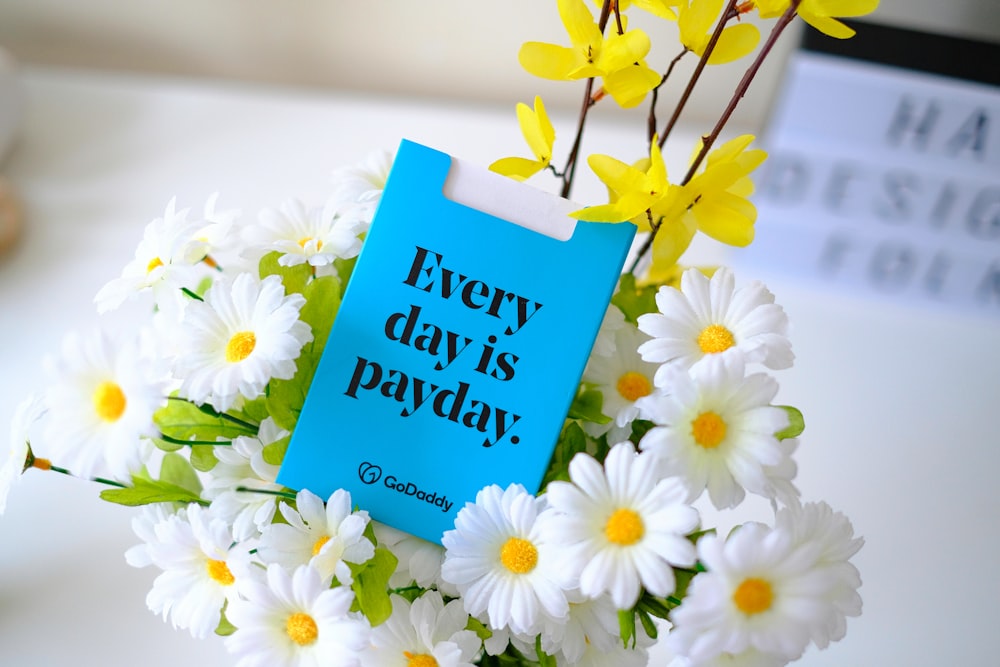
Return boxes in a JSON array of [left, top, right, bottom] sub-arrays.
[[130, 503, 246, 639], [774, 501, 864, 649], [226, 563, 370, 667], [543, 443, 699, 609], [582, 323, 659, 442], [441, 483, 570, 636], [39, 328, 167, 480], [0, 393, 46, 515], [194, 192, 247, 270], [95, 197, 210, 313], [663, 644, 790, 667], [257, 488, 374, 585], [245, 198, 363, 268], [329, 149, 393, 232], [371, 521, 456, 597], [537, 591, 620, 663], [637, 358, 791, 509], [636, 267, 792, 385], [204, 416, 287, 541], [667, 522, 839, 662], [590, 304, 627, 358], [361, 591, 480, 667], [174, 272, 313, 411]]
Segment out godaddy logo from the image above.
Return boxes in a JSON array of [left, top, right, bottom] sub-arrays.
[[358, 461, 382, 484]]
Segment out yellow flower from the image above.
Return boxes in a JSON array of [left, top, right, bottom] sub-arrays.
[[646, 135, 766, 274], [571, 137, 672, 222], [753, 0, 880, 39], [519, 0, 662, 108], [489, 96, 556, 181], [592, 0, 683, 20], [678, 0, 760, 64]]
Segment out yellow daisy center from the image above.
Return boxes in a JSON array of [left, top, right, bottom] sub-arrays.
[[146, 257, 164, 273], [616, 371, 652, 402], [92, 381, 127, 422], [298, 237, 323, 250], [311, 535, 330, 557], [691, 411, 727, 449], [285, 612, 319, 646], [733, 577, 773, 615], [205, 559, 235, 586], [697, 324, 735, 354], [225, 331, 257, 363], [404, 651, 439, 667], [604, 508, 644, 546], [499, 537, 538, 574]]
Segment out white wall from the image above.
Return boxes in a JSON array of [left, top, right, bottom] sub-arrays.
[[0, 0, 997, 129]]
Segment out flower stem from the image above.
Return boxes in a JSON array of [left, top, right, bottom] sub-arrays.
[[658, 0, 740, 148], [180, 287, 204, 302], [648, 48, 689, 144], [157, 433, 231, 447], [235, 486, 298, 500], [559, 0, 615, 199], [32, 459, 128, 488]]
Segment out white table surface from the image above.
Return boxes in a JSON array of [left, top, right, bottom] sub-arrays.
[[0, 66, 998, 666]]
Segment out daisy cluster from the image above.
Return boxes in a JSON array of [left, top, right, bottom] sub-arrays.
[[1, 145, 863, 667]]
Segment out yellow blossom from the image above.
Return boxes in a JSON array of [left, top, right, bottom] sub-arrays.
[[592, 0, 683, 20], [753, 0, 880, 39], [571, 136, 672, 222], [678, 0, 760, 64], [489, 96, 556, 181], [519, 0, 662, 108]]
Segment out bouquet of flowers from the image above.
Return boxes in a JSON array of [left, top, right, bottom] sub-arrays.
[[2, 1, 877, 665]]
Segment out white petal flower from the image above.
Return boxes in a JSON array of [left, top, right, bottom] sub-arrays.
[[536, 591, 620, 663], [371, 521, 456, 596], [774, 501, 864, 648], [667, 522, 841, 662], [194, 192, 248, 270], [226, 563, 370, 667], [636, 267, 792, 384], [0, 393, 46, 515], [544, 443, 699, 609], [95, 197, 210, 313], [361, 591, 480, 667], [205, 416, 287, 541], [329, 149, 393, 232], [637, 358, 791, 509], [258, 489, 374, 585], [590, 304, 627, 358], [582, 323, 659, 441], [174, 273, 313, 412], [441, 483, 571, 636], [129, 503, 246, 639], [246, 198, 363, 268], [39, 329, 168, 480]]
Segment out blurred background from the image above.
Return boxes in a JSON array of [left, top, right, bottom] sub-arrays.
[[0, 1, 998, 666]]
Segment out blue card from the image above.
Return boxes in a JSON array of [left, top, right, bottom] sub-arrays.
[[277, 140, 635, 544]]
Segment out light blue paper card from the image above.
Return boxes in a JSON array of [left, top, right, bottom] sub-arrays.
[[277, 139, 635, 544]]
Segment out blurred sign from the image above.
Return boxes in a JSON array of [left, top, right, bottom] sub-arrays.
[[740, 21, 1000, 314]]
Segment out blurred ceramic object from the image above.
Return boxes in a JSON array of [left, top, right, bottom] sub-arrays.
[[0, 47, 21, 254], [0, 47, 22, 164]]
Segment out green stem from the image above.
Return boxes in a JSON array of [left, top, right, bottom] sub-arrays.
[[180, 287, 204, 302], [235, 486, 298, 500], [45, 464, 128, 489], [158, 433, 231, 447]]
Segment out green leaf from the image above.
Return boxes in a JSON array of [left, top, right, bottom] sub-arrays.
[[349, 546, 398, 626], [636, 593, 673, 619], [100, 478, 206, 507], [259, 250, 311, 295], [611, 273, 659, 324], [215, 602, 237, 636], [334, 256, 358, 297], [466, 615, 493, 642], [542, 420, 590, 487], [535, 635, 557, 667], [638, 609, 658, 640], [238, 396, 271, 424], [261, 434, 290, 466], [775, 405, 805, 440], [567, 388, 611, 424], [618, 608, 637, 649], [159, 452, 202, 495], [190, 444, 219, 472], [150, 437, 184, 453], [265, 274, 341, 431], [155, 398, 256, 442]]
